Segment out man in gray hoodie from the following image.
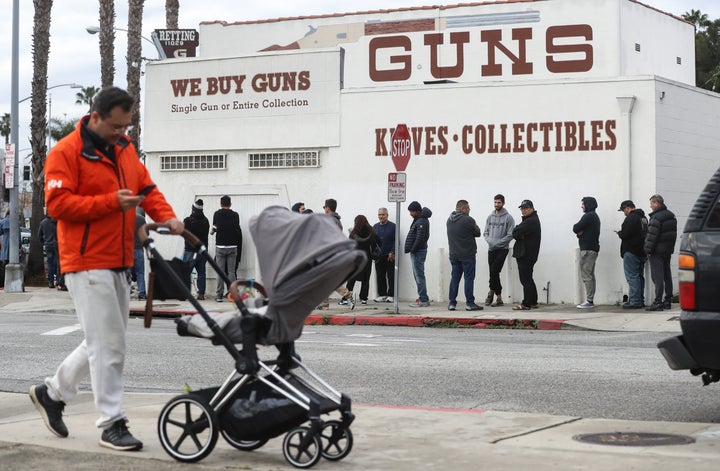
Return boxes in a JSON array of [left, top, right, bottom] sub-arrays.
[[447, 200, 483, 311], [483, 194, 515, 307]]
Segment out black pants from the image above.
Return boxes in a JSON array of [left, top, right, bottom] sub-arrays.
[[347, 259, 372, 301], [516, 257, 537, 307], [488, 249, 509, 295], [374, 255, 395, 297], [648, 253, 673, 303]]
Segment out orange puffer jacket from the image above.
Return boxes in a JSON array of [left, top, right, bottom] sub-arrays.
[[45, 117, 177, 274]]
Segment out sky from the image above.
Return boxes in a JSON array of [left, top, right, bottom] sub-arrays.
[[1, 0, 719, 157]]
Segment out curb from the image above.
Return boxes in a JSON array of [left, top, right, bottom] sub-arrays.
[[130, 309, 567, 330]]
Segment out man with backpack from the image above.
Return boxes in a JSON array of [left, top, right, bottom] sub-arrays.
[[616, 200, 648, 309]]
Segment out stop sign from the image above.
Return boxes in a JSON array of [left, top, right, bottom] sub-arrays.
[[391, 124, 411, 172]]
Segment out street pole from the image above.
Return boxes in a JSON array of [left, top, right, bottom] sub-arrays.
[[5, 0, 23, 291]]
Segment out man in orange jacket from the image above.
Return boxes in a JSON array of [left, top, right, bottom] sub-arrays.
[[29, 87, 183, 452]]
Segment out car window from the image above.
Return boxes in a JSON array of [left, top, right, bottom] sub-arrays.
[[706, 198, 720, 229]]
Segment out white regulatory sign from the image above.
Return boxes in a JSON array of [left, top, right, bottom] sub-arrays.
[[387, 172, 406, 202]]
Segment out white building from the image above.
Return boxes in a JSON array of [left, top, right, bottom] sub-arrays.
[[143, 0, 720, 306]]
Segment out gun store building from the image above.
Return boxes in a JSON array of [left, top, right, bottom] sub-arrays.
[[142, 0, 720, 306]]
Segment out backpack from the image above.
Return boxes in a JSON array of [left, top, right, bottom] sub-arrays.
[[369, 236, 382, 261]]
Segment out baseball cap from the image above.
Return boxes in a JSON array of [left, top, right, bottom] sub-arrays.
[[518, 200, 533, 209], [618, 200, 634, 211]]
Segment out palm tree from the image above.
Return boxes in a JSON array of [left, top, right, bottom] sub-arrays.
[[48, 117, 79, 143], [127, 0, 144, 149], [0, 113, 10, 145], [683, 9, 711, 31], [75, 86, 99, 113], [166, 0, 179, 29], [99, 0, 116, 87], [28, 0, 53, 278]]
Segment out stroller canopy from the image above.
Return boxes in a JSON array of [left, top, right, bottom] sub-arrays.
[[249, 206, 366, 344]]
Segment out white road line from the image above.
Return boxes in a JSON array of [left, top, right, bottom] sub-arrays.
[[42, 324, 82, 336], [296, 340, 379, 347]]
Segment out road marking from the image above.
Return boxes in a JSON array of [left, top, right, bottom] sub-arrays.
[[297, 340, 379, 347], [42, 324, 82, 336]]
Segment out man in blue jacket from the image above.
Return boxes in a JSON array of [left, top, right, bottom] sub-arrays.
[[572, 197, 601, 309], [405, 201, 432, 307], [447, 200, 482, 311]]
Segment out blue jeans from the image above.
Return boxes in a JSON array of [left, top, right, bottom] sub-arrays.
[[623, 252, 646, 306], [449, 258, 476, 306], [184, 250, 206, 295], [410, 249, 428, 302], [215, 246, 237, 299], [132, 248, 146, 297], [46, 249, 59, 285]]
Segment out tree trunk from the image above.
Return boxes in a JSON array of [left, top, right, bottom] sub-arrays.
[[28, 0, 54, 278], [127, 0, 144, 150], [165, 0, 179, 29], [99, 0, 116, 87]]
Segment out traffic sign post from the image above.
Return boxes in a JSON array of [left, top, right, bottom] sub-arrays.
[[388, 123, 412, 314]]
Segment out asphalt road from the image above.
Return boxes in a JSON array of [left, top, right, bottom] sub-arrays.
[[3, 312, 718, 423]]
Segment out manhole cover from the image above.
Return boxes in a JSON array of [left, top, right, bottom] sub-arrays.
[[573, 432, 695, 446]]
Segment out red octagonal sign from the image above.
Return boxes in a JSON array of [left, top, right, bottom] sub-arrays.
[[391, 123, 412, 172]]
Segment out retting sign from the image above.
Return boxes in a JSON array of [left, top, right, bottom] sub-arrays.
[[152, 29, 199, 58]]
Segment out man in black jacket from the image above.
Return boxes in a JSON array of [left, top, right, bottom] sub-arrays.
[[644, 194, 677, 311], [183, 199, 210, 300], [616, 200, 648, 309], [512, 200, 541, 310], [211, 195, 242, 302], [405, 200, 432, 307], [572, 197, 600, 309]]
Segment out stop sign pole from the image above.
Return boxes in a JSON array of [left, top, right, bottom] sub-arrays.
[[389, 124, 412, 314]]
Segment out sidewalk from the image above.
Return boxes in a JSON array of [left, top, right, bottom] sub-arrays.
[[1, 286, 682, 333]]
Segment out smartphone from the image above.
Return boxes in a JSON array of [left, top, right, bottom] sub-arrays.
[[137, 184, 156, 196]]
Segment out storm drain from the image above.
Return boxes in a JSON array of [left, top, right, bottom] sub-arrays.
[[573, 432, 695, 446]]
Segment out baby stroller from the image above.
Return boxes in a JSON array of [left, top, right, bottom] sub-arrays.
[[139, 205, 367, 468]]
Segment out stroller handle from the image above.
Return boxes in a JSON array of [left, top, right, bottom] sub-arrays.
[[138, 223, 202, 249]]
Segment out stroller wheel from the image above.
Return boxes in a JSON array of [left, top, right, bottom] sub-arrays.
[[157, 393, 219, 463], [221, 428, 269, 451], [320, 419, 353, 461], [282, 426, 322, 469]]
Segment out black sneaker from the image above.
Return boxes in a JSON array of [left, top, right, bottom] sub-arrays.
[[663, 300, 671, 310], [99, 419, 143, 451], [645, 302, 664, 311], [29, 384, 68, 438]]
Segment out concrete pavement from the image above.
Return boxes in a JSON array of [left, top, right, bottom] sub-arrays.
[[2, 286, 711, 470]]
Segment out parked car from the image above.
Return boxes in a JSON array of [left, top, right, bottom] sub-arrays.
[[658, 167, 720, 386]]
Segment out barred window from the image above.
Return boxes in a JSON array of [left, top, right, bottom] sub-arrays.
[[160, 154, 226, 171], [248, 151, 320, 169]]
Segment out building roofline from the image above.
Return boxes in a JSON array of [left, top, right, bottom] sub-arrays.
[[200, 0, 692, 28]]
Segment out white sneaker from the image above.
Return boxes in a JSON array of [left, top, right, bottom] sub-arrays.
[[386, 297, 394, 303], [374, 296, 387, 302], [577, 301, 595, 309]]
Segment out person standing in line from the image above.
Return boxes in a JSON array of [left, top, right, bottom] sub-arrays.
[[291, 202, 305, 213], [644, 194, 677, 311], [29, 86, 183, 451], [38, 213, 59, 288], [572, 197, 601, 309], [616, 200, 648, 309], [211, 195, 241, 302], [512, 200, 541, 311], [345, 214, 376, 304], [483, 194, 515, 307], [373, 207, 396, 303], [405, 200, 432, 307], [446, 199, 483, 311], [319, 198, 354, 309], [183, 199, 210, 300], [0, 208, 10, 286], [132, 208, 147, 300]]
